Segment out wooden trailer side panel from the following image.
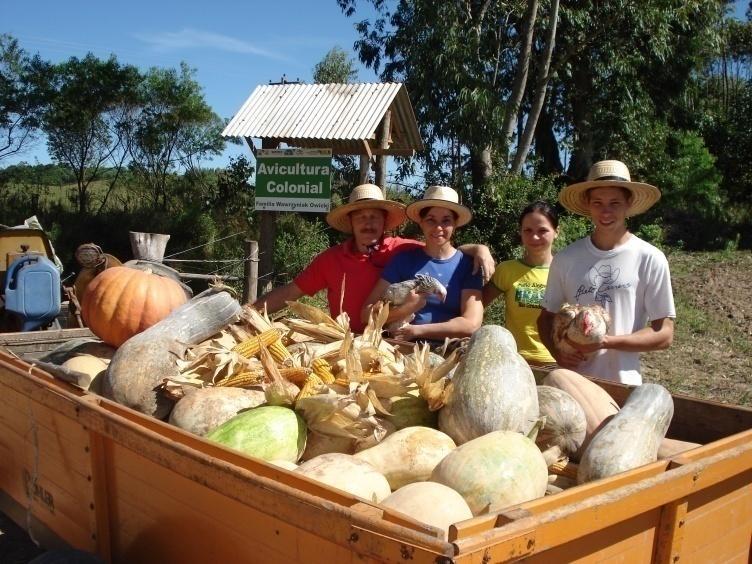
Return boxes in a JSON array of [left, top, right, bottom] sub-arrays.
[[102, 440, 368, 564], [0, 378, 97, 552], [678, 468, 752, 563]]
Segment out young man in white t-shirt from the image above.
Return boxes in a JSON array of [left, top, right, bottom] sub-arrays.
[[538, 160, 676, 385]]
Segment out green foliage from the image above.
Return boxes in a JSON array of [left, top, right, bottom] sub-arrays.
[[129, 62, 226, 210], [643, 130, 726, 248], [635, 223, 665, 250], [313, 46, 358, 83], [554, 215, 591, 251], [0, 34, 51, 161], [42, 53, 141, 214], [272, 215, 330, 286], [456, 174, 560, 262]]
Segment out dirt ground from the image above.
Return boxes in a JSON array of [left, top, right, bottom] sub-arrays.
[[642, 250, 752, 406]]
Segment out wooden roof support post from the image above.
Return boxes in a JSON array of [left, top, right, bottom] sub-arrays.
[[359, 139, 373, 184], [375, 110, 392, 191], [258, 139, 277, 297]]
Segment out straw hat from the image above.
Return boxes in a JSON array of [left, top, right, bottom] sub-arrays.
[[559, 160, 661, 217], [405, 186, 473, 227], [326, 183, 406, 233]]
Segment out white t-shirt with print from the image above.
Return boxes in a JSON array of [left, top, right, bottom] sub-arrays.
[[543, 234, 676, 385]]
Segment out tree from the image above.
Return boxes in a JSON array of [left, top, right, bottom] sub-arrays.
[[313, 46, 358, 83], [42, 54, 141, 214], [542, 0, 724, 179], [128, 63, 225, 211], [0, 34, 51, 162], [338, 0, 564, 194]]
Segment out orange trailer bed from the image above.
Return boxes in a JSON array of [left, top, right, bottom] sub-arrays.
[[0, 349, 750, 563]]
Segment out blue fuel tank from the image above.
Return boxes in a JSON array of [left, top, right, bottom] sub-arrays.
[[3, 254, 61, 331]]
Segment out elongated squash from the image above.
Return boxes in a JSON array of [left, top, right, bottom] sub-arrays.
[[104, 289, 241, 419], [542, 368, 620, 459], [438, 325, 538, 444], [578, 383, 674, 483], [354, 427, 456, 490]]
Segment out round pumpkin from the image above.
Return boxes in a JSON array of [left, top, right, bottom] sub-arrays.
[[81, 266, 188, 347]]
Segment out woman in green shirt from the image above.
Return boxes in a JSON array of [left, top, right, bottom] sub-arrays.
[[482, 201, 559, 380]]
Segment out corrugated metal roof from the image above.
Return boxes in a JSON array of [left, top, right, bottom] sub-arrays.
[[222, 83, 424, 156]]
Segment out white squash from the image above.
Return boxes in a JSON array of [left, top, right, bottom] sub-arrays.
[[578, 383, 674, 483], [430, 430, 548, 515], [438, 325, 538, 444], [61, 354, 109, 392], [380, 482, 472, 539], [354, 427, 455, 490], [295, 453, 391, 502]]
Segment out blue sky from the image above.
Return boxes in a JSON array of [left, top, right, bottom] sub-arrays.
[[5, 0, 379, 167], [4, 0, 750, 169]]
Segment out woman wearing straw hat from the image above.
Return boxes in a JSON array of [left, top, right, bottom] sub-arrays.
[[253, 183, 493, 333], [363, 186, 484, 342], [537, 160, 676, 385]]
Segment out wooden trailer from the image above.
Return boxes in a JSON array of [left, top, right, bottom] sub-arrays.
[[0, 347, 750, 563]]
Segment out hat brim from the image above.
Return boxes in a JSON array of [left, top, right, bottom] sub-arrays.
[[326, 200, 407, 233], [559, 180, 661, 217], [405, 200, 472, 227]]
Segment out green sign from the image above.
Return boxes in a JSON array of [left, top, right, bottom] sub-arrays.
[[255, 148, 332, 212]]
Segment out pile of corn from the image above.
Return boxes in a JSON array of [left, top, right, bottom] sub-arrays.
[[165, 300, 440, 410]]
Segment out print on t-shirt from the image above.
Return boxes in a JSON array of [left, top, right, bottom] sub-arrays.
[[514, 282, 546, 309], [575, 263, 631, 307]]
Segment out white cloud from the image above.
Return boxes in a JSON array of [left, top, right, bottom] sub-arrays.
[[134, 28, 287, 60]]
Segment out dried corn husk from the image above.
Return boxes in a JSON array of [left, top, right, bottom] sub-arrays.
[[259, 344, 298, 407], [407, 343, 462, 411], [295, 382, 389, 441]]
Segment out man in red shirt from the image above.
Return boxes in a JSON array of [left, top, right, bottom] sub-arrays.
[[253, 183, 493, 333]]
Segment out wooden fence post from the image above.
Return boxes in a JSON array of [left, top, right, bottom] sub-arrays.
[[243, 240, 258, 304]]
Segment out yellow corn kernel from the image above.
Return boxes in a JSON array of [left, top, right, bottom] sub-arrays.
[[232, 329, 282, 358], [215, 371, 264, 388], [279, 367, 312, 386], [311, 358, 335, 385], [269, 339, 293, 364], [334, 377, 350, 387], [295, 374, 325, 402]]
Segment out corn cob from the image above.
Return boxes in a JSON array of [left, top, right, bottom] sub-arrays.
[[311, 358, 335, 385], [549, 459, 579, 480], [215, 371, 264, 388], [295, 373, 325, 402], [279, 367, 312, 386], [232, 329, 292, 364], [334, 376, 350, 387]]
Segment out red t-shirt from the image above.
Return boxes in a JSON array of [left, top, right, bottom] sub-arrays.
[[294, 236, 422, 332]]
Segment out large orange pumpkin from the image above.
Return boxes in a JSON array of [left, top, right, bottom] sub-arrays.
[[81, 266, 189, 347]]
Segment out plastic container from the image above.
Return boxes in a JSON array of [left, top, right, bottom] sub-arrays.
[[3, 255, 61, 331]]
